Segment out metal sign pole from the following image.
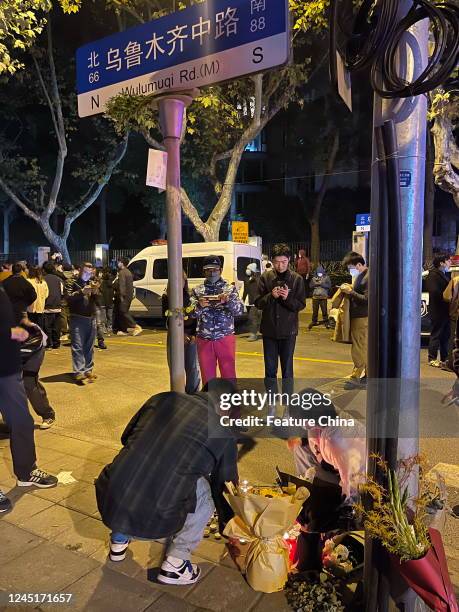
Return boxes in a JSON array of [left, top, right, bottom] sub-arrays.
[[158, 94, 194, 392]]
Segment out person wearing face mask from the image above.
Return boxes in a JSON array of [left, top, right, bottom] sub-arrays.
[[254, 243, 306, 397], [190, 255, 244, 386], [65, 263, 99, 385], [340, 252, 369, 390], [425, 254, 452, 368], [113, 258, 142, 337], [242, 262, 262, 342], [308, 265, 332, 330]]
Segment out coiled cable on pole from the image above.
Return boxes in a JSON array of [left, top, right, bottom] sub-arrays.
[[329, 0, 459, 99], [372, 1, 459, 98]]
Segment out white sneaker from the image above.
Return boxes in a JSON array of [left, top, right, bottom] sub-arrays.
[[132, 325, 142, 337], [109, 538, 130, 562], [157, 556, 201, 585], [116, 331, 128, 336], [428, 360, 441, 368]]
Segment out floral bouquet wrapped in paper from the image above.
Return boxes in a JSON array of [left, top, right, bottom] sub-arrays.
[[223, 481, 309, 593], [322, 531, 365, 580]]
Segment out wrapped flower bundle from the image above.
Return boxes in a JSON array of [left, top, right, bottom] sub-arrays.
[[223, 481, 309, 593]]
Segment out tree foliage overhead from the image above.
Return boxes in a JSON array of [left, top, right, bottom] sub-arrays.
[[102, 0, 330, 240], [0, 0, 80, 74]]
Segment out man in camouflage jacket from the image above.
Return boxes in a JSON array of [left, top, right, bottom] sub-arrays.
[[190, 255, 243, 386]]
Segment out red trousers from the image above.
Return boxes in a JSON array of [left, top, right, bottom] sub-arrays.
[[196, 335, 236, 386]]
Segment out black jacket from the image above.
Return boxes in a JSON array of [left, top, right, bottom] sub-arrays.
[[0, 287, 21, 377], [242, 274, 260, 306], [114, 268, 134, 304], [95, 392, 238, 539], [65, 277, 97, 318], [254, 269, 306, 338], [44, 273, 63, 311], [2, 274, 37, 324], [425, 267, 450, 320], [100, 275, 115, 307], [349, 270, 369, 319]]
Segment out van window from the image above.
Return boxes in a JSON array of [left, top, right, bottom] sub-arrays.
[[152, 258, 189, 279], [128, 259, 147, 281], [187, 256, 224, 279], [237, 257, 260, 281]]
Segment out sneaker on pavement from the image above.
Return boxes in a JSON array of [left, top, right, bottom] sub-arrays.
[[157, 556, 201, 585], [0, 490, 12, 513], [247, 333, 257, 342], [17, 468, 58, 488], [97, 340, 107, 350], [85, 371, 98, 382], [60, 334, 69, 341], [109, 538, 130, 562], [132, 325, 142, 337], [428, 360, 441, 368], [40, 418, 55, 430], [75, 374, 89, 385], [116, 331, 128, 336]]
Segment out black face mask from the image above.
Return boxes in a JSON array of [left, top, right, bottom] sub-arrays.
[[205, 271, 221, 284]]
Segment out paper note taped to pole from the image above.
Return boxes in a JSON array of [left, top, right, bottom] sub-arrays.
[[146, 149, 168, 191]]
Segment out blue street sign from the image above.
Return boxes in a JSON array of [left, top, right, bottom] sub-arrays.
[[399, 170, 412, 188], [76, 0, 289, 117], [355, 213, 371, 227]]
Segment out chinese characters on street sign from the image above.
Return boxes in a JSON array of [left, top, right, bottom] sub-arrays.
[[76, 0, 290, 117], [355, 213, 370, 232]]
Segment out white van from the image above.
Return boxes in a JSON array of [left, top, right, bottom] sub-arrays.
[[127, 241, 262, 318]]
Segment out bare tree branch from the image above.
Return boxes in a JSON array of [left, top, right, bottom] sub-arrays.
[[141, 128, 165, 151], [0, 176, 40, 222], [63, 134, 129, 237], [431, 115, 459, 207]]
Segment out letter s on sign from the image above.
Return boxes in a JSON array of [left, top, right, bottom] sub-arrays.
[[252, 47, 263, 64]]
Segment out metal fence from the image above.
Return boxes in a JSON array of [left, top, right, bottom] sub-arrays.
[[263, 240, 352, 262], [69, 249, 139, 266]]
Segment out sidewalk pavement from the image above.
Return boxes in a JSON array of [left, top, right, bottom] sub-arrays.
[[0, 429, 291, 612]]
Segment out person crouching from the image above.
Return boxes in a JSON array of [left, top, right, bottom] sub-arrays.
[[95, 387, 238, 585]]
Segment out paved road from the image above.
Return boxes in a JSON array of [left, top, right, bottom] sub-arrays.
[[34, 313, 459, 548]]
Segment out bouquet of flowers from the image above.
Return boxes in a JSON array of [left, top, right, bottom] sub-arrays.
[[285, 572, 345, 612], [223, 481, 309, 593], [322, 532, 364, 580], [356, 455, 458, 611]]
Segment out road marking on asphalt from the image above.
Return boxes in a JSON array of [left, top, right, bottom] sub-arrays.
[[427, 463, 459, 489], [108, 340, 353, 366]]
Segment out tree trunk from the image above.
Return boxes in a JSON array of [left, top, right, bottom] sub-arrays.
[[158, 214, 167, 239], [310, 218, 320, 264], [306, 130, 340, 264], [99, 187, 108, 244], [2, 205, 12, 255], [423, 130, 435, 261], [40, 220, 71, 264]]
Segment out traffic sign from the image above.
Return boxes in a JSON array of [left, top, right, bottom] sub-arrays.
[[232, 220, 249, 243], [355, 213, 370, 226], [76, 0, 290, 117]]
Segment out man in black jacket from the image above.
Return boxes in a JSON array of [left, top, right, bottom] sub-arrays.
[[2, 263, 37, 324], [113, 258, 142, 337], [42, 261, 63, 349], [425, 254, 452, 367], [254, 243, 306, 396], [341, 252, 369, 389], [65, 263, 98, 385], [95, 388, 238, 585], [0, 287, 57, 513]]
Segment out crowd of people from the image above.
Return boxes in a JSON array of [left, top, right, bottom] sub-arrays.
[[0, 243, 458, 586]]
